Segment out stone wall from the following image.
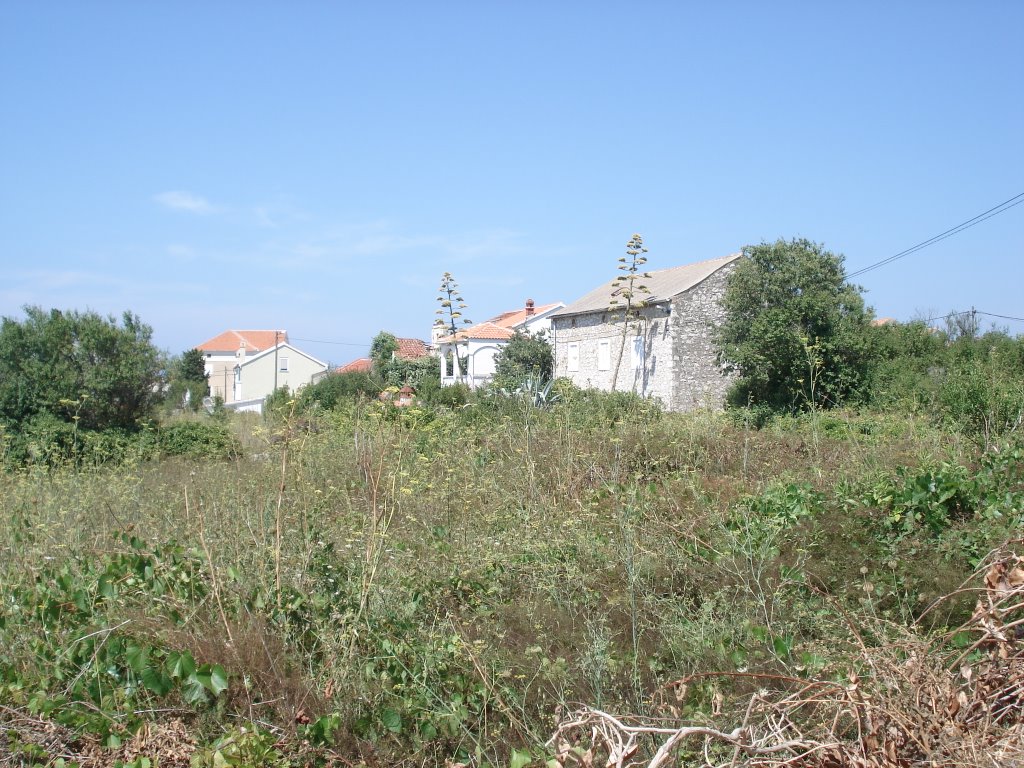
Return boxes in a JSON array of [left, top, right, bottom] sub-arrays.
[[551, 306, 675, 403], [667, 260, 736, 411], [551, 261, 737, 411]]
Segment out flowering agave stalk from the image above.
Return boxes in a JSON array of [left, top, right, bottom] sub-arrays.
[[436, 272, 472, 385]]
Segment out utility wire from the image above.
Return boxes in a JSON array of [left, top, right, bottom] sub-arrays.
[[979, 311, 1024, 323], [924, 310, 972, 323], [290, 336, 370, 348], [923, 309, 1024, 324], [846, 191, 1024, 280]]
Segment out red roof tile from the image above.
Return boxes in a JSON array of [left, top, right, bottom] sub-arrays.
[[395, 338, 429, 358], [439, 321, 516, 343], [196, 329, 288, 353], [487, 302, 563, 329], [335, 358, 373, 373]]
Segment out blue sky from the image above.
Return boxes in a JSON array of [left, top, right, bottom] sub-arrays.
[[1, 2, 1021, 366]]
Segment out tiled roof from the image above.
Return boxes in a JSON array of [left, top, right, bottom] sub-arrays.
[[438, 321, 516, 343], [196, 330, 288, 353], [334, 338, 428, 373], [395, 337, 429, 358], [486, 302, 564, 329], [552, 254, 741, 318], [335, 358, 373, 373]]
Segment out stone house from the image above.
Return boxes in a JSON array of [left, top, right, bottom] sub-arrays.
[[550, 253, 740, 411]]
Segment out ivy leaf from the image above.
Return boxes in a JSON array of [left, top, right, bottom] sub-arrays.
[[195, 663, 229, 696], [125, 643, 149, 674], [380, 707, 402, 734], [165, 650, 196, 679], [141, 666, 173, 696]]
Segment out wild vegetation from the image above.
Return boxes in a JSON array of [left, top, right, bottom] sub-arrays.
[[1, 247, 1023, 766], [2, 372, 1023, 766]]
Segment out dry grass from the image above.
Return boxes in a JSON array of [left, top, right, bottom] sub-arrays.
[[549, 541, 1024, 767]]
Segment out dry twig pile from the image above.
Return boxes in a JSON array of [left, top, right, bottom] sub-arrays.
[[550, 544, 1024, 767]]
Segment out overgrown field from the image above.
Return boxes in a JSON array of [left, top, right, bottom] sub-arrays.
[[2, 394, 1023, 766]]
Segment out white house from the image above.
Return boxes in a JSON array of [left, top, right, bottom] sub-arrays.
[[436, 299, 564, 388], [550, 254, 740, 411], [196, 329, 327, 412]]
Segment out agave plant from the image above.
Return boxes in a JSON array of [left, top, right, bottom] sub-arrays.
[[513, 375, 561, 409]]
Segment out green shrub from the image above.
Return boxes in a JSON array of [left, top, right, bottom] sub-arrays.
[[420, 380, 471, 408], [552, 379, 663, 427], [298, 371, 380, 411], [158, 420, 241, 460], [1, 413, 155, 468]]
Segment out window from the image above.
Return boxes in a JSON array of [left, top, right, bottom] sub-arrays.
[[631, 336, 645, 369], [278, 356, 289, 372], [567, 342, 580, 372], [597, 339, 611, 371]]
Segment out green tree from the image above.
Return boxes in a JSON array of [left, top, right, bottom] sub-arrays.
[[370, 332, 399, 371], [165, 347, 210, 412], [717, 238, 872, 411], [492, 331, 554, 389], [0, 307, 163, 431], [179, 347, 208, 382]]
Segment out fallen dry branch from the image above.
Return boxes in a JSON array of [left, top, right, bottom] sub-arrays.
[[549, 543, 1024, 767]]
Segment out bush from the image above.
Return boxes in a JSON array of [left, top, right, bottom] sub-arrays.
[[492, 331, 554, 390], [552, 379, 663, 427], [158, 420, 241, 460], [298, 372, 380, 412], [419, 380, 471, 408], [939, 339, 1024, 447], [1, 413, 155, 468]]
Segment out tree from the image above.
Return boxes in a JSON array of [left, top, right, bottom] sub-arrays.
[[165, 347, 209, 412], [492, 331, 554, 389], [609, 234, 652, 391], [370, 332, 399, 371], [717, 238, 872, 411], [179, 347, 208, 383], [436, 272, 472, 384], [0, 307, 163, 431]]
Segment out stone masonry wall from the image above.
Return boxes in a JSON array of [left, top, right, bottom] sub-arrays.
[[552, 261, 737, 412], [552, 306, 674, 403], [667, 261, 736, 411]]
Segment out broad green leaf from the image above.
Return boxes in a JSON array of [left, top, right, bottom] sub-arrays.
[[510, 748, 532, 768], [165, 650, 196, 679], [97, 573, 116, 600], [125, 643, 149, 674], [182, 674, 209, 705], [195, 663, 229, 696], [380, 707, 402, 734], [772, 635, 793, 658], [141, 666, 172, 696]]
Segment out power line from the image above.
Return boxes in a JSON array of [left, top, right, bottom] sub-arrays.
[[290, 336, 370, 348], [846, 191, 1024, 280], [924, 310, 972, 323], [923, 309, 1024, 325], [974, 311, 1024, 323]]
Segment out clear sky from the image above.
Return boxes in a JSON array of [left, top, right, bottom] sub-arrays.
[[1, 2, 1021, 366]]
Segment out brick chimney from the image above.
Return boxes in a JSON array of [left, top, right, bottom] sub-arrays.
[[525, 298, 535, 317]]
